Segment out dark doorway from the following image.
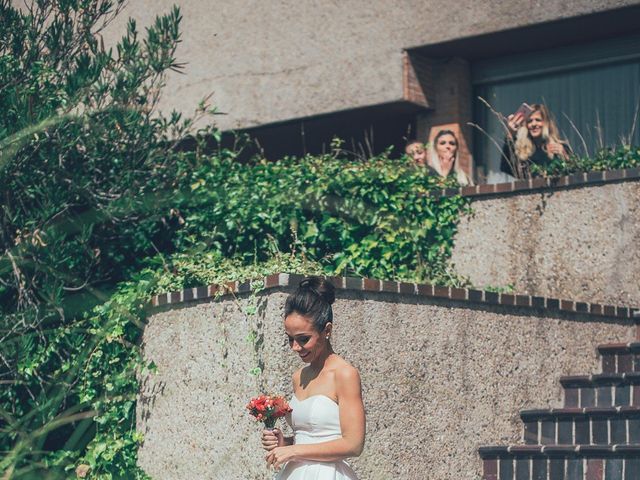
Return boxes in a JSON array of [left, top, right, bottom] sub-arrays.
[[238, 102, 421, 160]]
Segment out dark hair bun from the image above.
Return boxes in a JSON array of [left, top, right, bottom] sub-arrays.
[[284, 277, 335, 331], [299, 277, 335, 305]]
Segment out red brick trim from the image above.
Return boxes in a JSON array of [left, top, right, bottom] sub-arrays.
[[150, 273, 638, 321], [433, 167, 640, 199], [402, 51, 433, 108]]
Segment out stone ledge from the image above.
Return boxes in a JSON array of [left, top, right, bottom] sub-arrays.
[[150, 273, 639, 321], [560, 373, 640, 387], [433, 167, 640, 199], [520, 406, 640, 419], [479, 444, 640, 458], [598, 342, 640, 354]]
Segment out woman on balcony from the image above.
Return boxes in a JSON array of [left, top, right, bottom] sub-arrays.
[[500, 103, 571, 179], [405, 139, 437, 175], [428, 129, 472, 186]]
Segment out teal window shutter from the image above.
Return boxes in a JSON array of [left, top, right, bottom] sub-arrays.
[[472, 34, 640, 181]]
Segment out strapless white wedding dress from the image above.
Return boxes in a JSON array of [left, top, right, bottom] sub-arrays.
[[275, 394, 358, 480]]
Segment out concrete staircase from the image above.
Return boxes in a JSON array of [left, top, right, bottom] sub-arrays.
[[479, 342, 640, 480]]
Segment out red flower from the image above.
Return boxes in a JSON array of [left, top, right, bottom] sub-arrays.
[[246, 394, 292, 429]]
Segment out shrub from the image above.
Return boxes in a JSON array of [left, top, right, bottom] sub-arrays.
[[0, 2, 213, 477], [531, 144, 640, 177], [0, 1, 201, 314], [175, 150, 469, 285]]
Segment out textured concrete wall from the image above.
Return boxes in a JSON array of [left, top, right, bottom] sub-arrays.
[[137, 288, 634, 479], [451, 181, 640, 307], [104, 1, 636, 130]]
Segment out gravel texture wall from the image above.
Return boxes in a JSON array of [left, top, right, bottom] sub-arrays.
[[104, 1, 636, 130], [137, 288, 634, 479], [451, 181, 640, 307]]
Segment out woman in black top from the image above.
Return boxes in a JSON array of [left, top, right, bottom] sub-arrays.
[[500, 104, 571, 179]]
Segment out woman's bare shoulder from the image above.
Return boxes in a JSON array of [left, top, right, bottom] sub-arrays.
[[330, 355, 360, 382]]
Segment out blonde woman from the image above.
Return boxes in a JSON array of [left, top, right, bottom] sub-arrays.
[[428, 129, 472, 186], [500, 103, 571, 178], [405, 139, 428, 167], [405, 139, 439, 176]]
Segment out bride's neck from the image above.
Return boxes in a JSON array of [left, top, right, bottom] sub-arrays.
[[310, 348, 334, 371]]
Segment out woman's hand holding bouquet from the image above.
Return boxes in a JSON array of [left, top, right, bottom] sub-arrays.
[[247, 394, 293, 469]]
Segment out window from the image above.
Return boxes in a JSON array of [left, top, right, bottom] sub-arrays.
[[473, 34, 640, 183]]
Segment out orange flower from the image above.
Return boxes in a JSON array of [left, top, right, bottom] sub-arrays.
[[246, 394, 292, 429]]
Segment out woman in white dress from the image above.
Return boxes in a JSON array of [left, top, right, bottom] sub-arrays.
[[261, 277, 365, 479]]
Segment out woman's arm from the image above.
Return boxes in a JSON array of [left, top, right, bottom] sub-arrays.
[[506, 113, 525, 134], [262, 370, 300, 452], [546, 140, 571, 160], [265, 366, 366, 469]]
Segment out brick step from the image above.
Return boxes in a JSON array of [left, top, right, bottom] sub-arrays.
[[561, 374, 640, 408], [480, 446, 640, 480], [520, 407, 640, 445], [598, 343, 640, 374]]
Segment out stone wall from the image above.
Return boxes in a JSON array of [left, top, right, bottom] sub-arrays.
[[104, 1, 636, 130], [451, 178, 640, 307], [137, 279, 635, 479]]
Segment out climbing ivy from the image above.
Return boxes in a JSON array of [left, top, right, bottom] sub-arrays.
[[0, 2, 470, 478], [1, 250, 325, 479], [173, 148, 470, 285], [530, 144, 640, 177]]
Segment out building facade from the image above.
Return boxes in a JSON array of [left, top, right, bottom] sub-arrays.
[[109, 1, 640, 182]]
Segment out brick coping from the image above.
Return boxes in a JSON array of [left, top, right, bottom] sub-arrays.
[[479, 444, 640, 457], [434, 167, 640, 199], [150, 273, 638, 321]]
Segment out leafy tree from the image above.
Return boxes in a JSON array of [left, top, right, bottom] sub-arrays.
[[0, 2, 217, 477], [0, 0, 196, 312]]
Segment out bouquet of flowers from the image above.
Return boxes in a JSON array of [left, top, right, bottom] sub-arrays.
[[246, 394, 292, 429]]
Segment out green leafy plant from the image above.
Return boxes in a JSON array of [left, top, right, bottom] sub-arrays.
[[530, 144, 640, 177], [483, 284, 515, 294], [0, 2, 471, 478], [0, 2, 217, 478], [175, 153, 470, 285]]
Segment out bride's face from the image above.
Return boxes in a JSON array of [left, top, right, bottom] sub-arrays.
[[284, 312, 330, 363]]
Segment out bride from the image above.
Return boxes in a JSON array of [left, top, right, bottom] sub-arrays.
[[261, 277, 366, 479]]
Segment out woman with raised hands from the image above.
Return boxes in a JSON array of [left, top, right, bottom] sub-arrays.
[[428, 129, 472, 186], [500, 103, 571, 178]]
